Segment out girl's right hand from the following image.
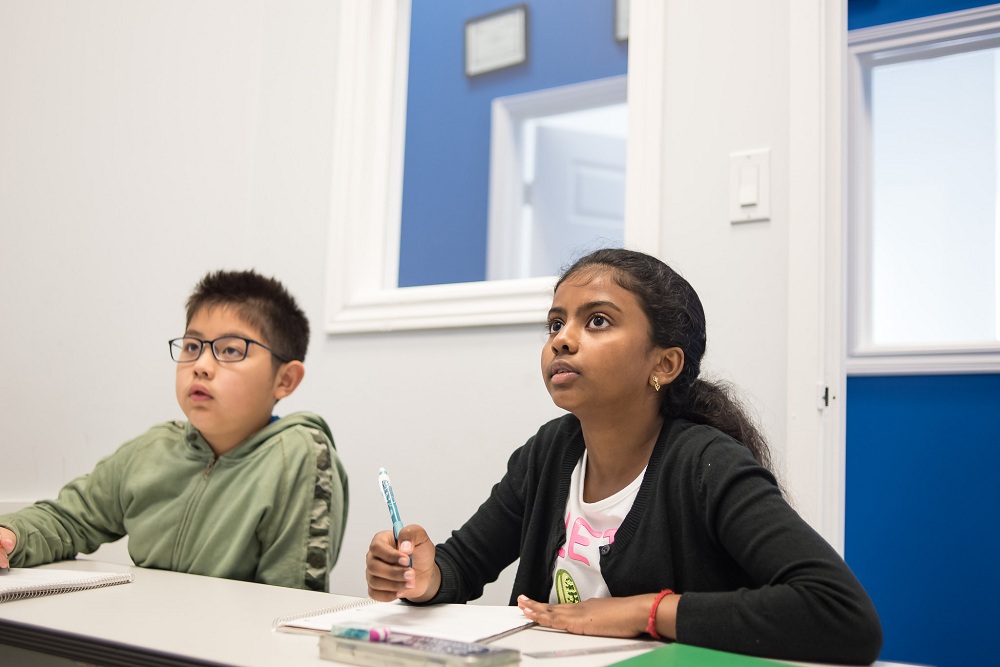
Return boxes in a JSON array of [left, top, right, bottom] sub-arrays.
[[365, 524, 440, 602]]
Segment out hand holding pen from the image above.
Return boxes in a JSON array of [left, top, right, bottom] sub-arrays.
[[366, 468, 441, 602]]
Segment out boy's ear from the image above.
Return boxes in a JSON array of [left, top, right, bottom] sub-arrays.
[[653, 347, 684, 386], [273, 361, 305, 401]]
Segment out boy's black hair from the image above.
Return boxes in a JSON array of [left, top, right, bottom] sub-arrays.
[[186, 270, 309, 363]]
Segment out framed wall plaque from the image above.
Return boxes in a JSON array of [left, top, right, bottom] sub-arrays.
[[465, 4, 528, 77], [615, 0, 630, 42]]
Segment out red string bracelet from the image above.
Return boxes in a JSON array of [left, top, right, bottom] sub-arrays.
[[646, 589, 673, 640]]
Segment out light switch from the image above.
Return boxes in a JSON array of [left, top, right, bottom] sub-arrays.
[[729, 149, 770, 223], [738, 165, 759, 206]]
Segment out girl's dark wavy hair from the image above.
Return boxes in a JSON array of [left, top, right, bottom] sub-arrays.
[[556, 248, 774, 473]]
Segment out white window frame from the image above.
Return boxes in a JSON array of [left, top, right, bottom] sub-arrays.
[[324, 1, 658, 333], [847, 4, 1000, 375]]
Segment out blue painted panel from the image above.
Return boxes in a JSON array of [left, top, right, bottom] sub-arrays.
[[399, 0, 627, 287], [848, 0, 998, 30], [846, 374, 1000, 667], [846, 4, 1000, 667]]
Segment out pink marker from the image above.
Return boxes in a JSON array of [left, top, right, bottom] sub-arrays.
[[329, 623, 391, 642]]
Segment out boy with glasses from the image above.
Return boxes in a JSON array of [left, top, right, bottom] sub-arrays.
[[0, 270, 348, 592]]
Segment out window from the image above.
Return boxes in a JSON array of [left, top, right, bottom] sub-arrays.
[[324, 2, 659, 333], [848, 5, 1000, 373]]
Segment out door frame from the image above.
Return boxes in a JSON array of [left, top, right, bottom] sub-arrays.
[[626, 0, 847, 548], [486, 75, 628, 280]]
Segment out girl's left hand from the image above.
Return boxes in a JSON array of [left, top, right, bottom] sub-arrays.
[[517, 594, 648, 638]]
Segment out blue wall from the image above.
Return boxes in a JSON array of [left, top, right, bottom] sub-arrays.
[[849, 0, 996, 29], [399, 1, 627, 287], [845, 5, 1000, 667], [847, 375, 1000, 667]]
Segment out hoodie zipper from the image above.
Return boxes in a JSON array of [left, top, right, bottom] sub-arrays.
[[171, 458, 217, 567]]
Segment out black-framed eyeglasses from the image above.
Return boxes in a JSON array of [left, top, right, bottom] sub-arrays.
[[168, 336, 290, 364]]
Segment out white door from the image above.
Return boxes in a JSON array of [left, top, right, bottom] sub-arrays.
[[529, 126, 626, 276]]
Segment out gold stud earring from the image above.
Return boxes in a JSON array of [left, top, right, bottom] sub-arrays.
[[652, 376, 660, 392]]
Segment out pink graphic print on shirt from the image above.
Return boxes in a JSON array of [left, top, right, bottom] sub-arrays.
[[557, 512, 618, 565]]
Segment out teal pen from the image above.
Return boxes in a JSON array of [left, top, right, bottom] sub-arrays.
[[378, 467, 410, 566]]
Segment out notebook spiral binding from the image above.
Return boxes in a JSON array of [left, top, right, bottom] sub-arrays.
[[272, 597, 378, 629], [0, 572, 134, 604]]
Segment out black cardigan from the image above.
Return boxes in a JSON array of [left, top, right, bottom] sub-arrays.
[[429, 414, 882, 665]]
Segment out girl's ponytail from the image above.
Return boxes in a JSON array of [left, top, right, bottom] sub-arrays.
[[668, 378, 772, 472]]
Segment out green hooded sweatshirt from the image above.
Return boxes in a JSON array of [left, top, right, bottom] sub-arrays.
[[0, 412, 348, 591]]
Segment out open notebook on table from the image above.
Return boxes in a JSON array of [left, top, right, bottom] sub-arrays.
[[0, 567, 133, 603], [273, 598, 535, 644]]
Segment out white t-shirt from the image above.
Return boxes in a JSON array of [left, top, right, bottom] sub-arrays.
[[549, 449, 645, 604]]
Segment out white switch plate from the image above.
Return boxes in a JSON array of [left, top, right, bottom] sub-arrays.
[[729, 149, 770, 223]]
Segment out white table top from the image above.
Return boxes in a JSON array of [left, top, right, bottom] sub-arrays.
[[0, 560, 659, 667], [0, 560, 925, 667]]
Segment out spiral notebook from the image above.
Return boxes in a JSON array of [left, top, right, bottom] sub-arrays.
[[273, 598, 535, 644], [0, 568, 134, 603]]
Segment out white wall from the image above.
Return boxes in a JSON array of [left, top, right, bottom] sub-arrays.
[[659, 1, 793, 476], [0, 0, 561, 602], [0, 0, 842, 603], [632, 0, 844, 535]]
